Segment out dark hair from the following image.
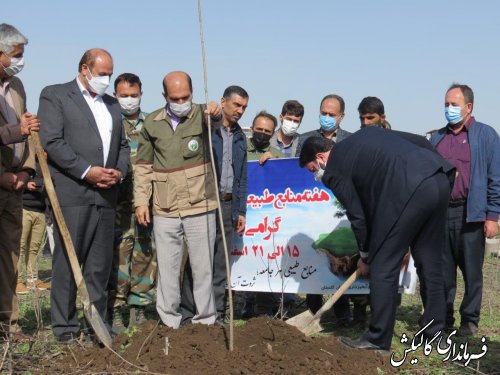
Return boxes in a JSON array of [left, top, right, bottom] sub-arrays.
[[281, 100, 304, 118], [320, 94, 345, 114], [114, 73, 142, 91], [358, 96, 385, 115], [78, 48, 112, 72], [223, 85, 249, 99], [252, 110, 278, 130], [447, 83, 474, 105], [163, 71, 193, 96], [299, 136, 334, 167]]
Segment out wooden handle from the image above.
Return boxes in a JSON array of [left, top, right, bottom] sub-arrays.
[[30, 133, 90, 304], [312, 269, 360, 319]]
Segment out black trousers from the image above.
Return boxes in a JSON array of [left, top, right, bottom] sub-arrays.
[[364, 172, 450, 349], [51, 205, 115, 338], [181, 200, 233, 322], [443, 203, 485, 327]]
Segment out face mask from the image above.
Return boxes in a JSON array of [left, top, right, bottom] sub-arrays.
[[118, 96, 141, 116], [313, 161, 325, 181], [86, 68, 110, 96], [445, 105, 463, 125], [169, 101, 192, 118], [281, 119, 300, 136], [251, 131, 272, 150], [360, 123, 383, 129], [319, 115, 337, 132], [1, 55, 24, 77]]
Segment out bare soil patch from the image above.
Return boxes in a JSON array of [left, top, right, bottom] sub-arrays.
[[40, 317, 395, 374]]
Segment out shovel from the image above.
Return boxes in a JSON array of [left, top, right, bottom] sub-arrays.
[[31, 132, 112, 348], [287, 269, 360, 336]]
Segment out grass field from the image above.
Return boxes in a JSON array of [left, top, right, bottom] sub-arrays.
[[2, 252, 499, 374]]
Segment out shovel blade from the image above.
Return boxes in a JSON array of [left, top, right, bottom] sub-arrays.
[[302, 319, 324, 336], [286, 310, 325, 335], [286, 310, 314, 330], [84, 304, 112, 348]]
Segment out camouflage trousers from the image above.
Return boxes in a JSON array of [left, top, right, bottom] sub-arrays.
[[108, 209, 157, 308]]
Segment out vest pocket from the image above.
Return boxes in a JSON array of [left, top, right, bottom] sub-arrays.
[[185, 165, 215, 204], [152, 173, 173, 210], [182, 135, 203, 159]]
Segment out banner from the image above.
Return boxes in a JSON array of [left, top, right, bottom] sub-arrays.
[[229, 158, 416, 295]]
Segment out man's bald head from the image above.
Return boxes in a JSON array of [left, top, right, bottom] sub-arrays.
[[78, 48, 113, 72], [162, 71, 193, 104], [163, 71, 192, 97]]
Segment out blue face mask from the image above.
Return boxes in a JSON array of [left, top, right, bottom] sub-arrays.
[[319, 115, 337, 132], [445, 105, 463, 125]]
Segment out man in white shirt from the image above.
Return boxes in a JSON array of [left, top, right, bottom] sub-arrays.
[[38, 48, 130, 342]]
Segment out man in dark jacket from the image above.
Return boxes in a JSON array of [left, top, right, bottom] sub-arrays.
[[300, 127, 455, 351], [181, 85, 249, 324]]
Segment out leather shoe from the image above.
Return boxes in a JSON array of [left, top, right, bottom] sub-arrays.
[[56, 332, 80, 342], [340, 337, 388, 352], [457, 322, 478, 337]]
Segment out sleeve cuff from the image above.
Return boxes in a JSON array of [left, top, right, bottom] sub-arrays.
[[81, 165, 91, 180], [359, 250, 369, 258], [486, 212, 499, 221]]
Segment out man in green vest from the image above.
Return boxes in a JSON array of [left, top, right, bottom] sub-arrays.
[[247, 111, 283, 165], [134, 71, 222, 329]]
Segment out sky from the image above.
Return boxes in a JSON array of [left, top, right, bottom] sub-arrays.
[[4, 0, 500, 135]]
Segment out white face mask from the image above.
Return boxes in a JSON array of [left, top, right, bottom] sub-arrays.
[[118, 96, 141, 116], [86, 68, 110, 96], [1, 55, 24, 77], [313, 160, 326, 181], [169, 101, 192, 118], [281, 119, 300, 136]]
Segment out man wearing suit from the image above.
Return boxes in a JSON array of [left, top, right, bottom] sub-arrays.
[[299, 127, 454, 351], [38, 48, 130, 342], [0, 23, 39, 340]]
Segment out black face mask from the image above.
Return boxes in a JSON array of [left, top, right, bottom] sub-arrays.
[[360, 123, 384, 129], [251, 131, 272, 150]]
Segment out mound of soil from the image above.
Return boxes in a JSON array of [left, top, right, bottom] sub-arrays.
[[42, 317, 396, 374]]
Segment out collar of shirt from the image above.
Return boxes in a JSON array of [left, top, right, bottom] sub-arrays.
[[446, 116, 474, 134], [0, 76, 12, 90], [122, 110, 146, 125], [76, 76, 104, 102], [222, 122, 238, 134], [165, 104, 182, 130]]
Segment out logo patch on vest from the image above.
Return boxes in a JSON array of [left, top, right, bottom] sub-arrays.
[[188, 139, 199, 152]]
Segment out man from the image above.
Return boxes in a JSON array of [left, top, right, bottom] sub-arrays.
[[241, 111, 284, 318], [269, 100, 304, 157], [297, 94, 351, 156], [297, 94, 352, 319], [247, 111, 283, 164], [430, 83, 500, 336], [107, 73, 156, 333], [134, 71, 222, 329], [0, 23, 39, 340], [17, 155, 50, 294], [358, 96, 391, 129], [38, 48, 130, 342], [181, 85, 249, 325], [300, 128, 454, 351]]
